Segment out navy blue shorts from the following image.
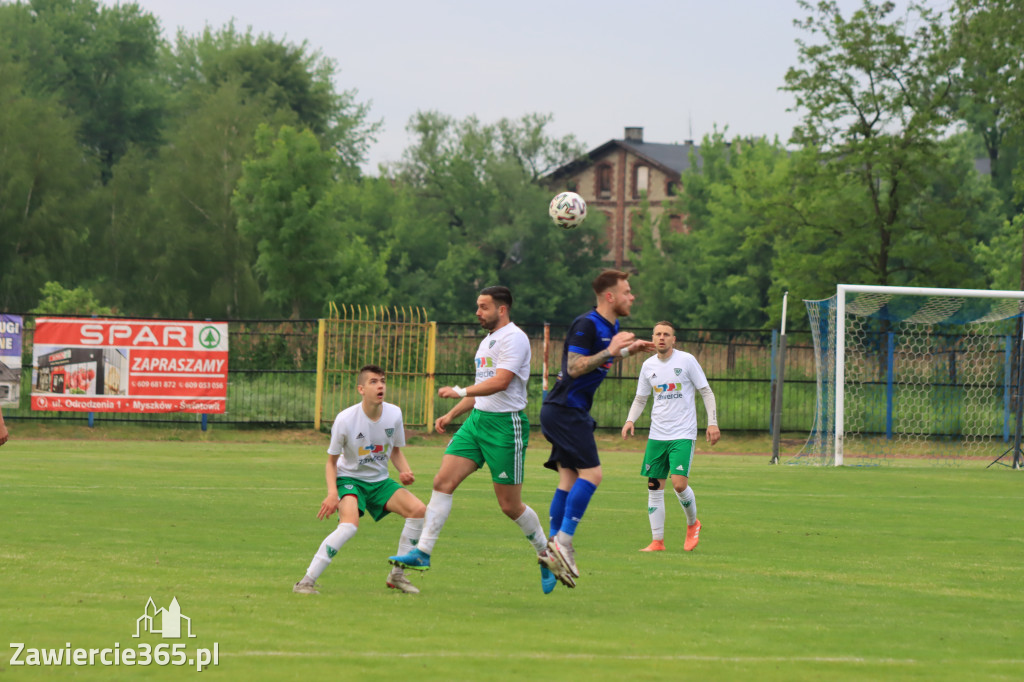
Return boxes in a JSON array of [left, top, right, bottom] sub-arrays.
[[540, 402, 600, 471]]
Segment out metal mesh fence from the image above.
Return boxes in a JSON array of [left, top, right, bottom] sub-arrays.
[[4, 315, 818, 433]]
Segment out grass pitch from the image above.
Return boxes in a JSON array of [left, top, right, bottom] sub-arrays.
[[1, 435, 1021, 681]]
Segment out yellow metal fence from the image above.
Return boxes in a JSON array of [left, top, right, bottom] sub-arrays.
[[315, 304, 436, 429]]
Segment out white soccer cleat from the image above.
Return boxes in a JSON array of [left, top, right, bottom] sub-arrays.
[[548, 538, 579, 579], [292, 579, 320, 595], [386, 569, 420, 594], [538, 549, 575, 589]]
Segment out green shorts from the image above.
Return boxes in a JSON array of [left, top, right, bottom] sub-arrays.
[[641, 439, 696, 479], [336, 476, 403, 521], [445, 409, 529, 484]]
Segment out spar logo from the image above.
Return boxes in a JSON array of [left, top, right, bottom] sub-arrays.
[[198, 326, 221, 350]]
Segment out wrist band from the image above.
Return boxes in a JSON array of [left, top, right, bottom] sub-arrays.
[[453, 385, 468, 398], [620, 348, 630, 358]]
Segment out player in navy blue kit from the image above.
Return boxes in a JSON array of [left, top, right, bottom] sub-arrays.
[[538, 270, 653, 587]]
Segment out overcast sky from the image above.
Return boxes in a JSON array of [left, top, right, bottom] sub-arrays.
[[126, 0, 934, 173]]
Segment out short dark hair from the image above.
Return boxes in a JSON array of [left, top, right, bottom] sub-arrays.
[[592, 269, 629, 295], [480, 285, 513, 309], [357, 364, 386, 385], [653, 320, 676, 334]]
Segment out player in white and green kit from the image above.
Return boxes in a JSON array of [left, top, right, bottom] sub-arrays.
[[622, 321, 720, 552], [293, 365, 427, 595], [388, 286, 557, 593]]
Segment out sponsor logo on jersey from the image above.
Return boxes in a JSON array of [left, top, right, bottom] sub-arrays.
[[654, 383, 683, 393], [476, 357, 495, 368]]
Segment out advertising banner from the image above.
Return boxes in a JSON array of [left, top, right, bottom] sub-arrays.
[[31, 318, 229, 414], [0, 314, 22, 408]]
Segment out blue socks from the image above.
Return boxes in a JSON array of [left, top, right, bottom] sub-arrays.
[[549, 488, 568, 537], [558, 479, 597, 537]]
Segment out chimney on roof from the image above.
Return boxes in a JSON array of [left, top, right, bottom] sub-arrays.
[[624, 127, 643, 143]]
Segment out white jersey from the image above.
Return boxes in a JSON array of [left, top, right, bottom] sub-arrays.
[[636, 349, 710, 441], [327, 401, 406, 482], [472, 322, 531, 413]]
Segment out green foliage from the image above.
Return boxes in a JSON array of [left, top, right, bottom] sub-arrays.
[[164, 22, 379, 170], [632, 132, 790, 329], [0, 47, 101, 311], [30, 281, 113, 315], [386, 111, 601, 323], [234, 124, 388, 318], [0, 0, 168, 176]]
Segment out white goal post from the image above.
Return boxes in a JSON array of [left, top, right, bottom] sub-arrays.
[[802, 284, 1024, 466]]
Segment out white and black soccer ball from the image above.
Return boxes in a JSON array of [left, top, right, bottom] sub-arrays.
[[548, 191, 587, 230]]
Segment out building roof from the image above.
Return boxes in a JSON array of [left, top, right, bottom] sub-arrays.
[[546, 136, 703, 182], [0, 362, 19, 382]]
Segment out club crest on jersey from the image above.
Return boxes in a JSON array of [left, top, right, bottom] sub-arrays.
[[674, 368, 682, 376], [489, 340, 496, 348], [385, 428, 394, 437]]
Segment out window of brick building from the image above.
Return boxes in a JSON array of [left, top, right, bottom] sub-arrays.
[[633, 165, 649, 198], [598, 165, 612, 199]]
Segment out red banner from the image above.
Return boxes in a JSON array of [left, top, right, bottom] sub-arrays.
[[31, 318, 229, 414]]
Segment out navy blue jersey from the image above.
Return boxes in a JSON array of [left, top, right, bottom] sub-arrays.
[[543, 309, 619, 412]]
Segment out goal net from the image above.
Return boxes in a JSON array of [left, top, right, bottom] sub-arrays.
[[794, 285, 1024, 466]]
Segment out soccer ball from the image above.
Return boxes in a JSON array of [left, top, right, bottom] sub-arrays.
[[548, 191, 587, 230]]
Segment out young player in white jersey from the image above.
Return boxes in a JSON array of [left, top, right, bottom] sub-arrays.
[[621, 321, 720, 552], [293, 365, 427, 595], [388, 286, 557, 593]]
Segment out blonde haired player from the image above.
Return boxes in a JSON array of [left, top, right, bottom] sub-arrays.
[[621, 321, 720, 552]]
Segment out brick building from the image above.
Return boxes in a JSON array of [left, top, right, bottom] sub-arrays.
[[546, 127, 702, 268]]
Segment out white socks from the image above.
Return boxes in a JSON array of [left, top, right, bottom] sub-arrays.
[[676, 486, 697, 526], [647, 490, 665, 540], [513, 506, 548, 553], [416, 490, 453, 555], [305, 522, 357, 581]]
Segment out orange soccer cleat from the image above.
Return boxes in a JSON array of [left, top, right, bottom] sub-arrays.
[[639, 539, 665, 552], [684, 520, 701, 552]]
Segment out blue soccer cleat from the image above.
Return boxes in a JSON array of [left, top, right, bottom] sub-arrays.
[[389, 547, 431, 571], [539, 562, 557, 594]]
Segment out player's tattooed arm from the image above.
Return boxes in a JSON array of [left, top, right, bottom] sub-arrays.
[[567, 350, 612, 378]]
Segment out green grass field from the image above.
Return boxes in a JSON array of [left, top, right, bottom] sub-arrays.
[[1, 434, 1021, 681]]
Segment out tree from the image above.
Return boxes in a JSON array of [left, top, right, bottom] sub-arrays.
[[386, 112, 599, 323], [165, 23, 379, 170], [779, 0, 998, 302], [139, 81, 266, 318], [0, 0, 167, 177], [0, 47, 101, 312], [630, 133, 790, 329], [30, 282, 113, 315], [233, 124, 388, 318], [947, 0, 1024, 284]]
